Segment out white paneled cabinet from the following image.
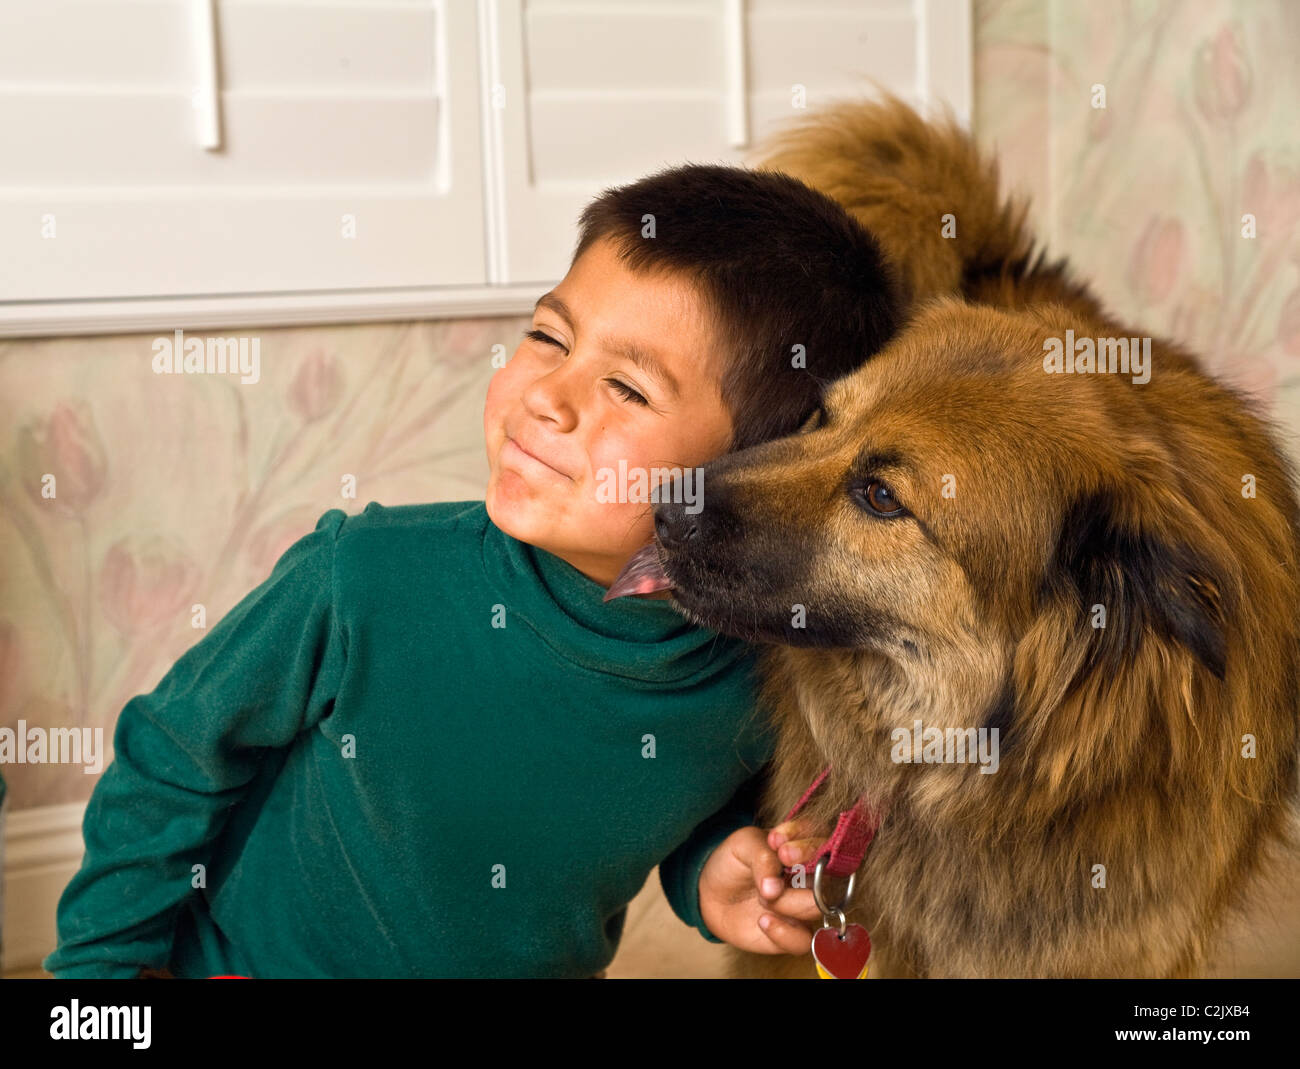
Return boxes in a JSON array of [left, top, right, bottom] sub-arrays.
[[0, 0, 971, 336], [491, 0, 972, 284]]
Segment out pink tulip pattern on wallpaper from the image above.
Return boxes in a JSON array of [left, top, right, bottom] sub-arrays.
[[0, 319, 520, 808], [975, 0, 1300, 417], [3, 0, 1300, 812]]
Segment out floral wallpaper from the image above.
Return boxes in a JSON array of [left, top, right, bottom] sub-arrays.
[[2, 0, 1299, 813], [0, 318, 528, 809], [974, 0, 1300, 433]]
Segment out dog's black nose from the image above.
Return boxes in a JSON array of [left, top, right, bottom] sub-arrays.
[[654, 499, 698, 549]]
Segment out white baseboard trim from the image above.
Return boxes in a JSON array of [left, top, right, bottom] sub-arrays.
[[2, 801, 87, 974]]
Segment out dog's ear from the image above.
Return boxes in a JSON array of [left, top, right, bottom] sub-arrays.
[[1044, 487, 1234, 682]]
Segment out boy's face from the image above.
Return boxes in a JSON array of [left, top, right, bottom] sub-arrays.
[[484, 237, 733, 591]]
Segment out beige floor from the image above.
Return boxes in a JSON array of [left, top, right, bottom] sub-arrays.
[[616, 850, 1300, 978], [10, 849, 1299, 979], [606, 868, 731, 978]]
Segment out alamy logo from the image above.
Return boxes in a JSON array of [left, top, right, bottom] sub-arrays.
[[0, 720, 104, 774], [50, 1000, 151, 1049], [890, 719, 1000, 774], [594, 461, 704, 515], [152, 329, 260, 384], [1042, 329, 1151, 384]]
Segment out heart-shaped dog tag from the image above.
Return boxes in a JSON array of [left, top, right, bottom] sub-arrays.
[[812, 923, 871, 979]]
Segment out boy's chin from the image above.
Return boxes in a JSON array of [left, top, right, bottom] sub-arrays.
[[486, 495, 656, 588], [485, 486, 572, 546], [484, 484, 539, 544]]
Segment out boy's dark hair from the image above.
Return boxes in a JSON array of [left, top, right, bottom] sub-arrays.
[[573, 163, 904, 452]]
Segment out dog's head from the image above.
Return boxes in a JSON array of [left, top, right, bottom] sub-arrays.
[[629, 299, 1252, 770]]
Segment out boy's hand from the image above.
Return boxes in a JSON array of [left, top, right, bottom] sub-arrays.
[[697, 819, 831, 954]]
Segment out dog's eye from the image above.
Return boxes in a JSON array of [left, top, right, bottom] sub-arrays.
[[853, 479, 905, 518]]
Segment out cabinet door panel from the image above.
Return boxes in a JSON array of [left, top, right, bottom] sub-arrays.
[[488, 0, 971, 284], [0, 0, 485, 303]]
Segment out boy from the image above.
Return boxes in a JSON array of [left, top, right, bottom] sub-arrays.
[[44, 163, 902, 978]]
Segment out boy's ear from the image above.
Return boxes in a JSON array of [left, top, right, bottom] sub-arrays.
[[1044, 485, 1235, 682]]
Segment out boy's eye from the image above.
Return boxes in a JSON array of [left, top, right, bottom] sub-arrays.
[[524, 329, 649, 407], [524, 328, 564, 349], [606, 379, 649, 406]]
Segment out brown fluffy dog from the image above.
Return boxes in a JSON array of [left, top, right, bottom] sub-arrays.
[[646, 98, 1300, 977]]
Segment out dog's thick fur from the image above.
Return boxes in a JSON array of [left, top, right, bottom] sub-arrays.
[[658, 98, 1300, 977]]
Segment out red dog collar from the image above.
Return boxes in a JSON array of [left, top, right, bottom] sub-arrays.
[[780, 765, 884, 879]]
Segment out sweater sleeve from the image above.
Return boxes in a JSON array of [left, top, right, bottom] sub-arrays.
[[659, 685, 777, 944], [42, 509, 349, 979], [658, 769, 768, 944]]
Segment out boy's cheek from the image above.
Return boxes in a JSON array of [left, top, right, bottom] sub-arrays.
[[483, 365, 509, 412], [482, 373, 517, 443], [483, 360, 543, 439]]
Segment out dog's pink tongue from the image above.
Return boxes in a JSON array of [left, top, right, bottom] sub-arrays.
[[604, 542, 673, 602]]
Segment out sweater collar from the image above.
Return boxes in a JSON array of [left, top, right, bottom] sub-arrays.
[[479, 504, 751, 684]]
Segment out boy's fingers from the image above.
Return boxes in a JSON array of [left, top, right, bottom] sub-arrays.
[[776, 836, 825, 870], [767, 819, 825, 850], [756, 853, 785, 901], [763, 887, 823, 924], [755, 839, 837, 901], [730, 829, 777, 899], [746, 829, 796, 901], [758, 911, 817, 955]]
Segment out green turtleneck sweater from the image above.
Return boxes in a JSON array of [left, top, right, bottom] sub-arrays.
[[43, 501, 774, 978]]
